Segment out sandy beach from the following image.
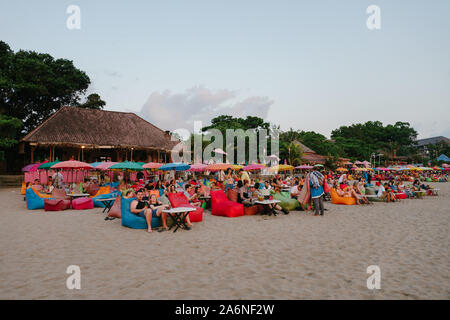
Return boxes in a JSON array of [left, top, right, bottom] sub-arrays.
[[0, 183, 449, 300]]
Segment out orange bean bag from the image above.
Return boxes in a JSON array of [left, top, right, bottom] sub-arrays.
[[21, 182, 26, 195], [90, 186, 110, 198], [330, 188, 355, 205], [31, 187, 53, 199]]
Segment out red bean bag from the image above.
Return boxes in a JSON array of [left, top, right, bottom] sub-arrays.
[[44, 199, 71, 211], [210, 190, 244, 218], [72, 197, 94, 210], [226, 189, 262, 215], [395, 193, 407, 199], [168, 192, 203, 222]]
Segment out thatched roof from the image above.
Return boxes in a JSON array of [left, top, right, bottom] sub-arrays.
[[292, 140, 315, 153], [21, 106, 178, 151]]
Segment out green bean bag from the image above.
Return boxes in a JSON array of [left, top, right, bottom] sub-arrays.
[[425, 178, 432, 182], [272, 191, 300, 211]]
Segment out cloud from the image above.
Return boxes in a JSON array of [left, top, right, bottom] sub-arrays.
[[139, 86, 273, 131]]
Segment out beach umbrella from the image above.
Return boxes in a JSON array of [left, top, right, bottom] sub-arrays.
[[22, 163, 41, 172], [52, 161, 93, 170], [38, 160, 61, 170], [354, 160, 364, 165], [314, 164, 324, 167], [213, 148, 227, 155], [243, 164, 266, 171], [206, 163, 233, 171], [159, 162, 190, 171], [90, 162, 103, 168], [142, 162, 163, 169], [96, 162, 117, 170], [51, 161, 94, 185], [110, 161, 143, 171], [336, 167, 348, 172], [266, 154, 281, 161], [187, 163, 207, 172], [295, 165, 314, 169], [268, 164, 294, 172], [232, 164, 243, 170]]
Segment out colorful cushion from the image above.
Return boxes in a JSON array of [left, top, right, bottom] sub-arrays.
[[72, 197, 94, 210], [121, 197, 161, 229], [44, 199, 71, 211], [210, 190, 244, 218], [168, 192, 203, 222], [330, 188, 355, 205]]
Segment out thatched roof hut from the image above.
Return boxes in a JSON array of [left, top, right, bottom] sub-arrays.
[[20, 106, 178, 163], [292, 140, 327, 164]]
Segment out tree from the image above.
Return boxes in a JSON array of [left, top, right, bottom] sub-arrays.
[[0, 41, 105, 133], [331, 121, 418, 160], [78, 93, 106, 110], [0, 114, 22, 161]]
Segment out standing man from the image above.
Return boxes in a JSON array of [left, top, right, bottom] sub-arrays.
[[309, 168, 325, 216]]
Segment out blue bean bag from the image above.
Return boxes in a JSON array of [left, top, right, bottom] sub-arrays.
[[121, 197, 162, 229], [92, 191, 120, 208], [26, 188, 52, 210]]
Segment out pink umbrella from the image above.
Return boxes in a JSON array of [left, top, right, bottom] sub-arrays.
[[243, 164, 266, 171], [95, 162, 118, 170], [142, 162, 163, 169], [295, 165, 314, 169], [187, 163, 207, 172], [51, 161, 93, 169], [29, 161, 48, 172], [354, 160, 364, 165]]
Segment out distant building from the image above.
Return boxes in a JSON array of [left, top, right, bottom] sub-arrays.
[[416, 136, 450, 155], [19, 106, 178, 164]]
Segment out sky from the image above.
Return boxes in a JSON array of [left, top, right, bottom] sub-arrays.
[[1, 0, 449, 139]]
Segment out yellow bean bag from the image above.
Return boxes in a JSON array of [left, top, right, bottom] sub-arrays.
[[330, 188, 355, 205]]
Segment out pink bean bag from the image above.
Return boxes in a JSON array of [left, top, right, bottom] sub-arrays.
[[44, 199, 71, 211], [72, 197, 94, 210], [107, 195, 122, 219]]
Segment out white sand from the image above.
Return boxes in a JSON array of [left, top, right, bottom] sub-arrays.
[[0, 183, 449, 300]]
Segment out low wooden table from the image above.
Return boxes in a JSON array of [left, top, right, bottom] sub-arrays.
[[95, 197, 117, 219], [254, 199, 281, 216], [162, 207, 197, 232]]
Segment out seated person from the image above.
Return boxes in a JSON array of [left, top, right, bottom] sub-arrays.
[[377, 183, 395, 202], [255, 183, 289, 214], [44, 179, 54, 193], [183, 184, 201, 207], [130, 189, 169, 233], [333, 181, 362, 205], [290, 181, 301, 198]]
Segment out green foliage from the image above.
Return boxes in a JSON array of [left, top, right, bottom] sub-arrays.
[[331, 121, 418, 160], [78, 93, 106, 110], [0, 114, 22, 161], [0, 41, 105, 133]]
